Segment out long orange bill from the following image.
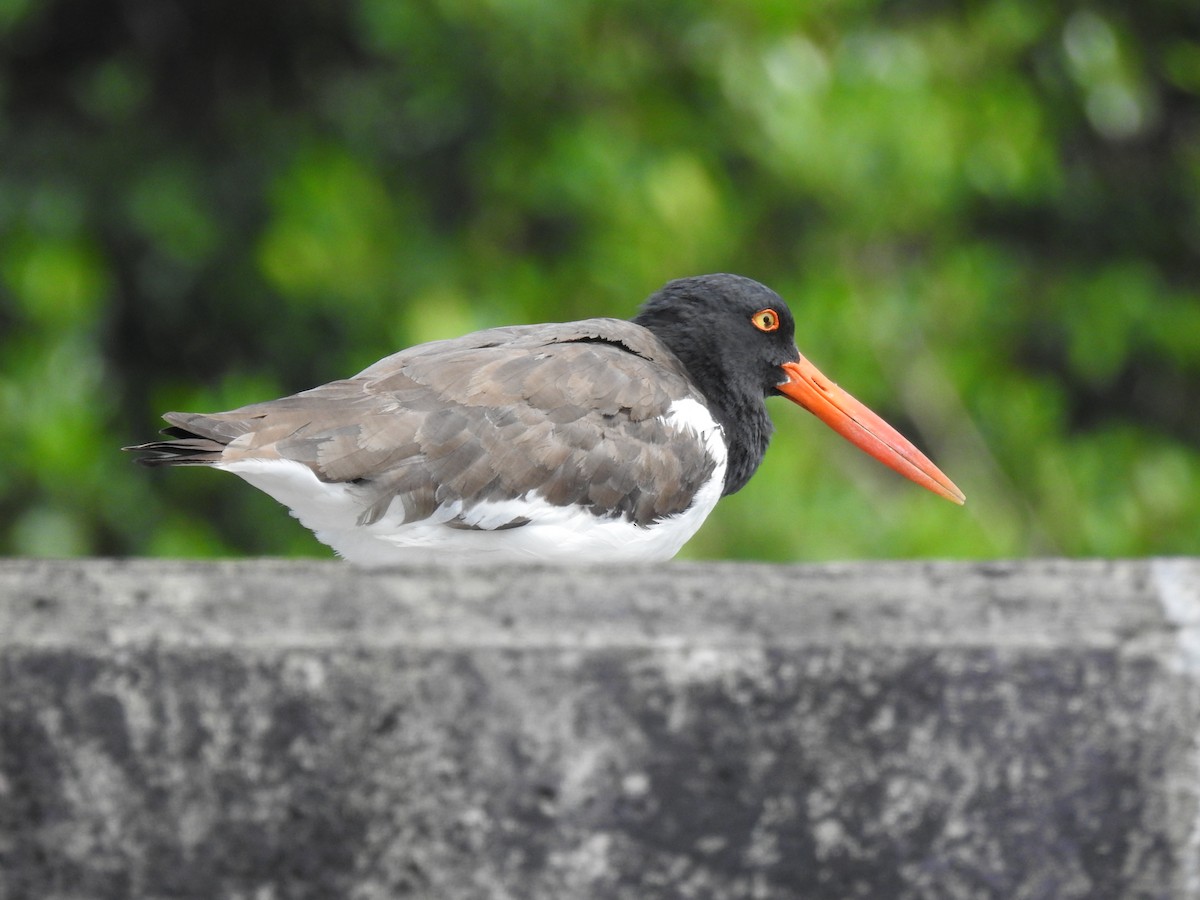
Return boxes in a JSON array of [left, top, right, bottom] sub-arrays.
[[777, 357, 966, 505]]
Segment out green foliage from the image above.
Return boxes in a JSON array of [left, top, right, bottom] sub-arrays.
[[1, 0, 1197, 561]]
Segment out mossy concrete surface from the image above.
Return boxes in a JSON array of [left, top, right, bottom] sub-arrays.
[[1, 558, 1198, 899]]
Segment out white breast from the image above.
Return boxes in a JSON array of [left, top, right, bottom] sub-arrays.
[[219, 399, 727, 565]]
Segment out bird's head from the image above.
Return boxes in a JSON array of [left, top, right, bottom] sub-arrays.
[[635, 274, 965, 505]]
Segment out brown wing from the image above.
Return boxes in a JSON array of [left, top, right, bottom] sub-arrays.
[[150, 319, 720, 528]]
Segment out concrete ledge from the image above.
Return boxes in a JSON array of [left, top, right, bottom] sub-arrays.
[[1, 558, 1198, 899]]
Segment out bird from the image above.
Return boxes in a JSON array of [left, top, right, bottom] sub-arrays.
[[126, 274, 964, 564]]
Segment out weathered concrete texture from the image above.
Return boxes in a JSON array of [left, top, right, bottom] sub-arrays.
[[1, 558, 1198, 900]]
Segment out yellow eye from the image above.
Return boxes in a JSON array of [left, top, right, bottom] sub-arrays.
[[751, 309, 780, 332]]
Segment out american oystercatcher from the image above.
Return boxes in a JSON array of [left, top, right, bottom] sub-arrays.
[[127, 274, 964, 563]]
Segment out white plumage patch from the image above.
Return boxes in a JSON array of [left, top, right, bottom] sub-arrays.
[[220, 399, 727, 565]]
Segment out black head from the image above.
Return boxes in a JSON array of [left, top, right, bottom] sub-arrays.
[[633, 274, 801, 494], [633, 274, 800, 404]]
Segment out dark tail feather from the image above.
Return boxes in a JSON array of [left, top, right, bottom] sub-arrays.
[[125, 410, 247, 466], [123, 434, 227, 467]]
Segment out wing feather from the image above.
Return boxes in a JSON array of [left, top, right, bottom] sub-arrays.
[[145, 319, 720, 528]]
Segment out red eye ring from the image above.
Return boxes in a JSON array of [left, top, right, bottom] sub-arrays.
[[751, 309, 780, 332]]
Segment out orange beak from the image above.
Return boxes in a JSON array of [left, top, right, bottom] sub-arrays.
[[777, 357, 965, 505]]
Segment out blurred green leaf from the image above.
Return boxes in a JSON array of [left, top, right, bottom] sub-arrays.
[[126, 164, 219, 264], [1, 0, 1197, 562], [2, 233, 108, 328]]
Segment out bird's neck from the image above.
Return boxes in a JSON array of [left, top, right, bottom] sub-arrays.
[[693, 367, 774, 496], [634, 318, 773, 496]]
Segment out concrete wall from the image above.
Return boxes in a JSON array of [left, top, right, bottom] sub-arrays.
[[1, 558, 1198, 900]]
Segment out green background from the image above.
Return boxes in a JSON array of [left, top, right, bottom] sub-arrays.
[[2, 0, 1197, 562]]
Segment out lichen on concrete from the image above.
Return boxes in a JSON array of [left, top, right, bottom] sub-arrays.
[[1, 558, 1197, 899]]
